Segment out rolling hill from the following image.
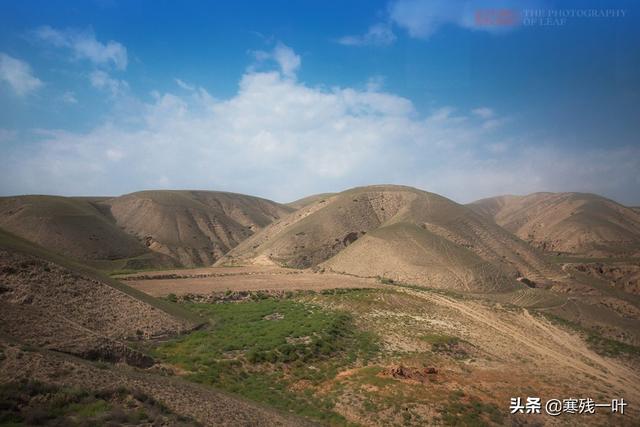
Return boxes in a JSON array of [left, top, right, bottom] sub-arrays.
[[0, 195, 147, 261], [469, 192, 640, 257], [286, 192, 336, 210], [104, 190, 293, 267], [216, 185, 562, 291], [0, 191, 293, 269]]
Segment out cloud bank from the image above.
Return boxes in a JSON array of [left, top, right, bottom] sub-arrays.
[[2, 43, 638, 205]]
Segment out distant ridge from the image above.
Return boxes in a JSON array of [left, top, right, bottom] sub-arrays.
[[104, 190, 293, 267], [0, 190, 292, 269], [286, 193, 336, 210], [469, 192, 640, 257]]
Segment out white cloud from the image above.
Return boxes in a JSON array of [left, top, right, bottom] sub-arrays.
[[338, 23, 397, 46], [34, 26, 128, 70], [2, 44, 638, 205], [60, 91, 78, 104], [252, 42, 300, 79], [0, 53, 43, 96], [89, 70, 128, 96], [175, 78, 195, 91], [389, 0, 528, 39], [472, 107, 494, 119], [472, 107, 508, 130]]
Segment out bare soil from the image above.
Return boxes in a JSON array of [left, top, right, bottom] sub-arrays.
[[121, 265, 383, 297]]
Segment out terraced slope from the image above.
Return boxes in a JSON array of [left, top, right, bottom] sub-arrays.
[[469, 192, 640, 257], [217, 185, 561, 291]]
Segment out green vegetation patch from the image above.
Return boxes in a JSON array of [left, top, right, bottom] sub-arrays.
[[154, 298, 379, 424], [420, 334, 460, 346], [157, 299, 355, 365], [0, 380, 198, 426], [586, 334, 640, 358]]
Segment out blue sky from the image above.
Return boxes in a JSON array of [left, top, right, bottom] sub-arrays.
[[1, 0, 639, 204]]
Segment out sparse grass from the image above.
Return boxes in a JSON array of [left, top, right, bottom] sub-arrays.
[[545, 254, 640, 264], [419, 334, 460, 346], [66, 399, 111, 418], [351, 366, 396, 388], [540, 312, 640, 359], [0, 380, 199, 426], [586, 334, 640, 358], [154, 298, 379, 424], [437, 390, 502, 426], [105, 262, 198, 277], [377, 276, 396, 285], [379, 278, 467, 300], [540, 312, 584, 332]]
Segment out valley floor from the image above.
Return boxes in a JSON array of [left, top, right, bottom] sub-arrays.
[[123, 266, 640, 426], [119, 266, 384, 296]]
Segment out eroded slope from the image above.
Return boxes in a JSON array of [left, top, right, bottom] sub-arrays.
[[218, 185, 560, 291], [469, 192, 640, 257]]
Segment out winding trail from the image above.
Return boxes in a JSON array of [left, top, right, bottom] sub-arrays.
[[402, 288, 640, 400]]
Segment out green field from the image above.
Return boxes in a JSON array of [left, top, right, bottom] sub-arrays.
[[154, 298, 378, 424]]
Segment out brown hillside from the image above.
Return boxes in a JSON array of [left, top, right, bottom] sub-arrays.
[[322, 222, 518, 292], [469, 192, 640, 257], [0, 191, 292, 268], [0, 229, 197, 366], [286, 192, 336, 210], [217, 185, 561, 290], [0, 195, 146, 261], [105, 190, 293, 267]]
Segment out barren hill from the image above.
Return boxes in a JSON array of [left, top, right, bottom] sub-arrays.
[[0, 191, 292, 268], [469, 192, 640, 257], [0, 228, 198, 365], [0, 195, 146, 261], [286, 192, 336, 210], [217, 185, 561, 291], [104, 190, 293, 267]]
